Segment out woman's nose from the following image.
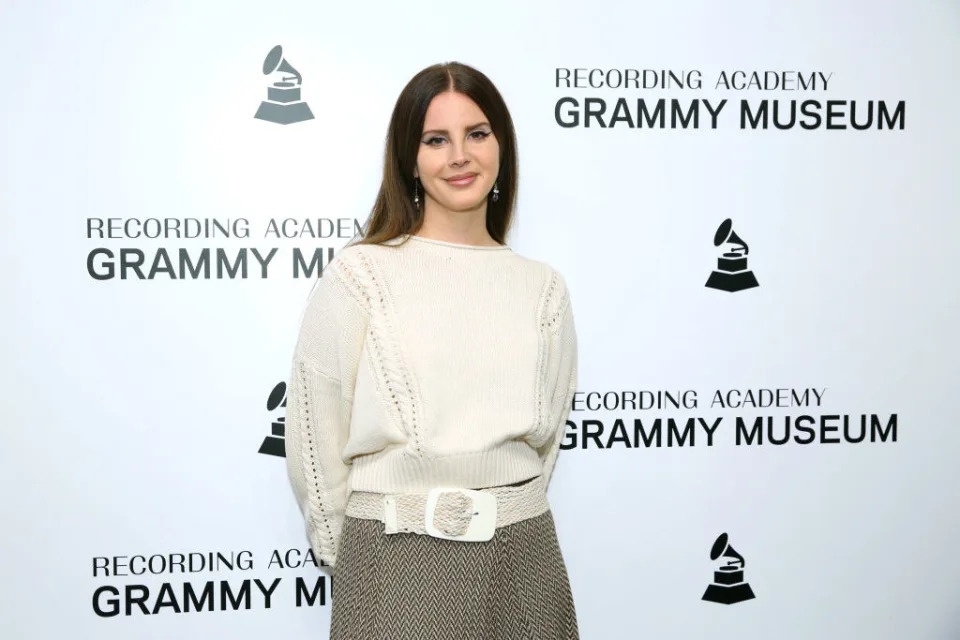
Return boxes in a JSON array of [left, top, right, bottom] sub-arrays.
[[448, 140, 468, 165]]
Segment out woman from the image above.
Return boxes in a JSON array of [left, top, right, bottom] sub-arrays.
[[285, 61, 580, 639]]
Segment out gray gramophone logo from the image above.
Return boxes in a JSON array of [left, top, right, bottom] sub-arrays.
[[258, 381, 287, 457], [701, 532, 756, 605], [253, 45, 315, 125], [704, 218, 759, 292]]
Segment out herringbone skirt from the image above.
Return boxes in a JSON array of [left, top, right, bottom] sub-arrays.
[[329, 508, 579, 639]]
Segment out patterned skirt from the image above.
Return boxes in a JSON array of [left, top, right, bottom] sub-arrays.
[[329, 507, 579, 639]]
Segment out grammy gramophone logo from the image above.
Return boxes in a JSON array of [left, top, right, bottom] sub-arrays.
[[701, 532, 756, 604], [253, 44, 315, 125], [258, 381, 287, 457], [704, 218, 759, 292]]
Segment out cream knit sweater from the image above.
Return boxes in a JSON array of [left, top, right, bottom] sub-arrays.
[[284, 233, 578, 568]]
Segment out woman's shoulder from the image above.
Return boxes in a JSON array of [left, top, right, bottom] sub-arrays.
[[514, 256, 572, 322], [332, 236, 401, 264], [514, 254, 568, 289]]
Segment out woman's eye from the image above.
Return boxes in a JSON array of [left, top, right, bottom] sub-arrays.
[[424, 131, 491, 146]]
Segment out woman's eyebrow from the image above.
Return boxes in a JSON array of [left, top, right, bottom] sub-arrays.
[[422, 122, 490, 135]]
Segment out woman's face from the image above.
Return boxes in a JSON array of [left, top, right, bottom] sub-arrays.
[[414, 91, 500, 216]]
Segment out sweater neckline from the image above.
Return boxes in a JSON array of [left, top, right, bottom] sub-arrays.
[[403, 233, 512, 251]]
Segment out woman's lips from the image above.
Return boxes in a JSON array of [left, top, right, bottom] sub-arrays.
[[447, 174, 477, 186]]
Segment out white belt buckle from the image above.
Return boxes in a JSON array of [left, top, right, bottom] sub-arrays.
[[424, 487, 497, 542]]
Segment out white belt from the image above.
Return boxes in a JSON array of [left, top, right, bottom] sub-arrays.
[[345, 474, 549, 542]]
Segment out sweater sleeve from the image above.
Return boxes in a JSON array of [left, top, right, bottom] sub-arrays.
[[284, 255, 368, 569], [536, 271, 579, 492]]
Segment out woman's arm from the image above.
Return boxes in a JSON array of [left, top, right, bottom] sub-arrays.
[[537, 271, 579, 492], [285, 256, 368, 569]]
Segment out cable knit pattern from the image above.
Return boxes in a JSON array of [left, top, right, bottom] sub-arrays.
[[350, 248, 425, 455], [285, 234, 578, 567]]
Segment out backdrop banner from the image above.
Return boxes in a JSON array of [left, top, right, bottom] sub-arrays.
[[3, 1, 958, 638]]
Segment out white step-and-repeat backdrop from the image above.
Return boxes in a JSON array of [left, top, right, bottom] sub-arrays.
[[3, 1, 958, 638]]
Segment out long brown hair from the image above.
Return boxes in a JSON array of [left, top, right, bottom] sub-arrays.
[[348, 62, 518, 248]]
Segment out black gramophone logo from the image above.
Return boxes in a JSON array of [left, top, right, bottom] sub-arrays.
[[253, 45, 315, 125], [704, 218, 759, 292], [258, 381, 287, 457], [701, 532, 756, 604]]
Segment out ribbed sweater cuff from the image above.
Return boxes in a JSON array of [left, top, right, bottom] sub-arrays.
[[347, 441, 543, 493]]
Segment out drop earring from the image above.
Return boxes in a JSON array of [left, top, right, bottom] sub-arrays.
[[491, 180, 499, 202], [413, 178, 419, 208]]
